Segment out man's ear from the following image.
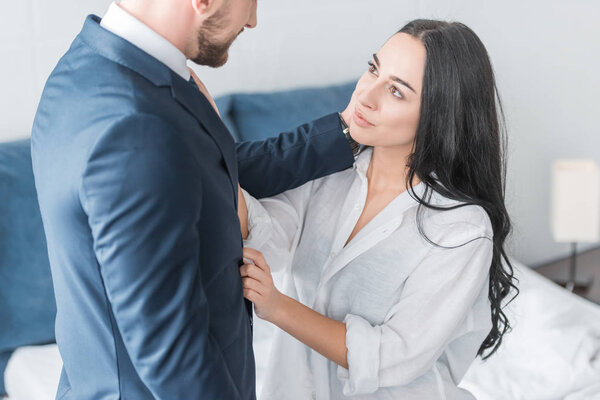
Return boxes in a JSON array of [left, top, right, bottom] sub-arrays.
[[191, 0, 219, 17]]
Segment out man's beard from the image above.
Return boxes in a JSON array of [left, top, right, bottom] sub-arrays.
[[192, 8, 242, 67]]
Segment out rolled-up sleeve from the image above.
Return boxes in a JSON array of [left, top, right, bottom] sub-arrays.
[[336, 314, 382, 394], [337, 224, 493, 395]]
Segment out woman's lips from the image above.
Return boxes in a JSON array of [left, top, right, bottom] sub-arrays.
[[353, 110, 375, 128]]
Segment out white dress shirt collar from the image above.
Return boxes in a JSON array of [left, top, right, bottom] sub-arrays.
[[353, 146, 372, 177], [100, 2, 191, 81]]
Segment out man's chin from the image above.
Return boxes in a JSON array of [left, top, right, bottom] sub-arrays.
[[212, 53, 229, 68], [191, 51, 229, 68]]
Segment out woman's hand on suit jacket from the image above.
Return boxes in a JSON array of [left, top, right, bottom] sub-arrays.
[[241, 248, 350, 369], [240, 248, 284, 322]]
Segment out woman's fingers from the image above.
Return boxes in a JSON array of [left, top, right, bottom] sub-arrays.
[[240, 249, 282, 322], [243, 248, 271, 273], [240, 263, 267, 280], [341, 86, 358, 130], [242, 276, 263, 293], [243, 288, 261, 302]]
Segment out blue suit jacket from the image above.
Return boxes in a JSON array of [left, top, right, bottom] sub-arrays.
[[31, 16, 353, 400]]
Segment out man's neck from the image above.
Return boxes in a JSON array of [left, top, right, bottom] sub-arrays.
[[118, 0, 191, 57]]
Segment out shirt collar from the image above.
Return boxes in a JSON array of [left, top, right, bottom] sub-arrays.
[[353, 146, 373, 177], [100, 2, 191, 81]]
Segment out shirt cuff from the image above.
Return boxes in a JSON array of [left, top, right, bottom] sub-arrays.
[[240, 188, 272, 251], [337, 314, 381, 395]]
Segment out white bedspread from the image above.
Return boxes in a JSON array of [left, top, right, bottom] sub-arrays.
[[460, 262, 600, 400], [5, 261, 600, 400]]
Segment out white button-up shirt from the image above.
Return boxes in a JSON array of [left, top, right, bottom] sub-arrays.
[[100, 2, 190, 81], [243, 147, 494, 399]]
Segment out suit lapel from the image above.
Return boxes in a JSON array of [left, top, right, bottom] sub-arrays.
[[79, 16, 239, 202], [170, 76, 238, 203]]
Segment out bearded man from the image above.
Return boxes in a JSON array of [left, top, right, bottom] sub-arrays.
[[30, 1, 356, 398]]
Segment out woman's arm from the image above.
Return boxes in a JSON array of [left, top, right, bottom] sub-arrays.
[[238, 184, 249, 240], [272, 291, 349, 369], [241, 248, 348, 369], [242, 217, 495, 395]]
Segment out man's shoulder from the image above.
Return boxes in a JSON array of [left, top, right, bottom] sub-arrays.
[[54, 44, 162, 105], [89, 113, 192, 158]]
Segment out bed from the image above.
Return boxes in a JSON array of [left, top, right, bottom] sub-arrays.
[[4, 260, 600, 400]]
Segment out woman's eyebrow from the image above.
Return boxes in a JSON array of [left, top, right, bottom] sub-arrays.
[[373, 53, 416, 94]]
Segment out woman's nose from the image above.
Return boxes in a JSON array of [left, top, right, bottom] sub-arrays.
[[357, 83, 378, 111]]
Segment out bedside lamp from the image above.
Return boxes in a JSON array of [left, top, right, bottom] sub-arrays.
[[551, 160, 599, 292]]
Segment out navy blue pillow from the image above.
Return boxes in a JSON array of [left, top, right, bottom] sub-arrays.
[[0, 139, 56, 395], [230, 81, 356, 142]]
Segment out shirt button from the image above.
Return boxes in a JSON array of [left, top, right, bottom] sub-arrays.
[[354, 203, 361, 210]]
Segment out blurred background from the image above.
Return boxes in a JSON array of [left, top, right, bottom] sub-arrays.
[[2, 0, 599, 267]]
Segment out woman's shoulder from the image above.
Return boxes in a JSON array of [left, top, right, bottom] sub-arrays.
[[310, 165, 356, 193], [271, 166, 354, 205], [421, 189, 494, 241]]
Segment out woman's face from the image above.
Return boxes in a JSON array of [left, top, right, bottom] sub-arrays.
[[349, 33, 426, 149]]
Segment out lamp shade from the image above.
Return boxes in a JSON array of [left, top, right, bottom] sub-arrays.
[[551, 159, 600, 243]]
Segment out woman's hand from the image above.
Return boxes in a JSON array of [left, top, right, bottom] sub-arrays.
[[240, 248, 284, 322], [341, 86, 358, 130], [188, 67, 220, 117], [242, 251, 349, 368]]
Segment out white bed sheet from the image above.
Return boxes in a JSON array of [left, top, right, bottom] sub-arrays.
[[4, 344, 61, 400], [459, 261, 600, 400], [5, 261, 600, 400]]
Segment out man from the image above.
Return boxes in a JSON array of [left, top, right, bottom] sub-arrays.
[[31, 0, 357, 399]]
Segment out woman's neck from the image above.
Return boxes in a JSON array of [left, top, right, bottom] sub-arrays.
[[366, 146, 420, 193]]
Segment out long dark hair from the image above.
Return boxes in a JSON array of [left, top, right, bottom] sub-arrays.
[[398, 19, 518, 359]]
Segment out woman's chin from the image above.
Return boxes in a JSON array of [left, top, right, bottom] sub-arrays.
[[348, 125, 369, 146], [349, 131, 373, 147]]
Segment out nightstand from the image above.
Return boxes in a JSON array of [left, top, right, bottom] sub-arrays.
[[535, 246, 600, 304]]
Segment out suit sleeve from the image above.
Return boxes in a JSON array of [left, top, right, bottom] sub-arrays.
[[236, 113, 354, 198], [79, 114, 241, 400]]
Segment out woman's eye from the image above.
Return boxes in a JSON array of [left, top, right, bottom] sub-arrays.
[[367, 61, 378, 76], [390, 86, 403, 99]]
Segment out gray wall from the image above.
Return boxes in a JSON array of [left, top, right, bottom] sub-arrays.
[[1, 0, 599, 267]]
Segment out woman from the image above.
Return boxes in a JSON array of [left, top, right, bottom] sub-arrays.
[[237, 19, 518, 399]]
